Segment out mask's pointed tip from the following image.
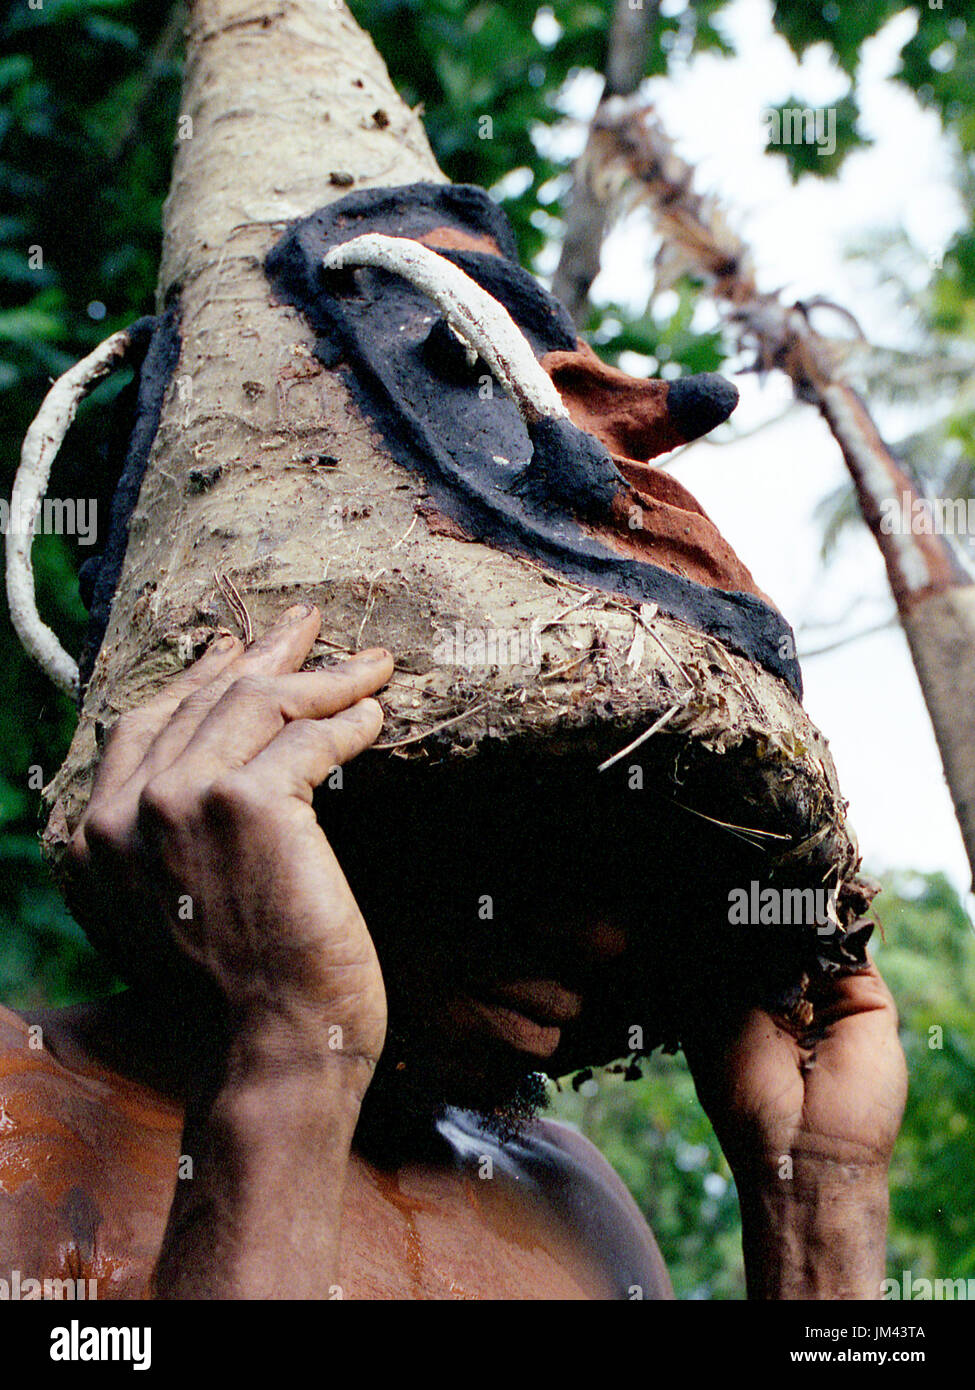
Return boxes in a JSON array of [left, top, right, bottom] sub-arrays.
[[666, 373, 739, 441]]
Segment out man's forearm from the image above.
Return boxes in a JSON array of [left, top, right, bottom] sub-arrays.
[[737, 1164, 889, 1300], [153, 1029, 371, 1300]]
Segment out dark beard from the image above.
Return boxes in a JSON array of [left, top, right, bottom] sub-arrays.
[[352, 1013, 551, 1167]]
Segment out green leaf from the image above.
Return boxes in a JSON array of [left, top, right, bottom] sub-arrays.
[[764, 92, 871, 181]]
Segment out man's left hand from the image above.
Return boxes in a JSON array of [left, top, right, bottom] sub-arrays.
[[682, 960, 907, 1298]]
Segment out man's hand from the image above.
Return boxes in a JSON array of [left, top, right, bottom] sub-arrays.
[[65, 604, 396, 1297], [683, 962, 907, 1299], [66, 603, 394, 1073]]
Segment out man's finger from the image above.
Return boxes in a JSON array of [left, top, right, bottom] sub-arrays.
[[89, 633, 244, 800], [807, 960, 894, 1025], [130, 603, 327, 780], [242, 699, 386, 800], [163, 653, 393, 784]]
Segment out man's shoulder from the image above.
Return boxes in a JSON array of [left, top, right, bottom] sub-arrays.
[[0, 998, 182, 1151], [0, 1001, 31, 1047], [524, 1115, 633, 1199], [441, 1107, 675, 1299], [0, 1000, 122, 1200], [0, 1001, 66, 1092], [529, 1114, 630, 1179], [527, 1116, 675, 1299], [0, 1001, 179, 1296], [0, 1002, 100, 1279]]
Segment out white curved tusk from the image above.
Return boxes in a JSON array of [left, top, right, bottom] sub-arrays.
[[6, 328, 134, 697], [322, 233, 568, 427]]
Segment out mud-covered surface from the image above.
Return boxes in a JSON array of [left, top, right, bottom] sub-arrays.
[[265, 183, 802, 696]]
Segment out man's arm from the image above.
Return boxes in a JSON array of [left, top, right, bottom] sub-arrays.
[[683, 964, 907, 1300], [736, 1161, 888, 1300], [154, 1046, 370, 1299], [61, 606, 394, 1298]]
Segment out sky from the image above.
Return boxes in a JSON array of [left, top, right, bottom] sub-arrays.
[[534, 0, 974, 903]]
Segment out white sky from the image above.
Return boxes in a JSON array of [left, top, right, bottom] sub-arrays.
[[534, 0, 973, 897]]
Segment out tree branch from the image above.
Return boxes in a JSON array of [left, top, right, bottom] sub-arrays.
[[551, 0, 658, 323]]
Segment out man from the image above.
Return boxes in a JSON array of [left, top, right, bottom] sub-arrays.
[[0, 603, 905, 1299]]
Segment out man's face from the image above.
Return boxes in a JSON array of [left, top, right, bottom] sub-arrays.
[[382, 838, 640, 1111], [316, 755, 730, 1125]]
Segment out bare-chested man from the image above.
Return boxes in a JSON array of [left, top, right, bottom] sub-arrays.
[[0, 605, 906, 1299]]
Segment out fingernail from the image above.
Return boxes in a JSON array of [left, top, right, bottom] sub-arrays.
[[358, 647, 391, 661], [283, 602, 314, 620], [214, 634, 238, 651]]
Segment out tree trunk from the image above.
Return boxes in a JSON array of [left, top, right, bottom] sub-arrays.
[[42, 0, 863, 985]]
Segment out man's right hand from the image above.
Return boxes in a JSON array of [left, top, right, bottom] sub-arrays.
[[65, 603, 394, 1076]]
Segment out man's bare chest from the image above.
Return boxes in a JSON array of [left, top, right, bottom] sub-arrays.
[[75, 1151, 611, 1300], [337, 1157, 612, 1300], [0, 1019, 628, 1300]]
